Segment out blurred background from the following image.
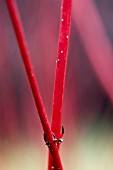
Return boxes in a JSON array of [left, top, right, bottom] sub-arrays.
[[0, 0, 113, 169]]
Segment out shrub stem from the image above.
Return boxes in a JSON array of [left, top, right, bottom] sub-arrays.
[[6, 0, 63, 169], [48, 0, 72, 169]]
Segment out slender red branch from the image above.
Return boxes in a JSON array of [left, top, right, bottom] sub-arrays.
[[52, 0, 72, 137], [73, 0, 113, 104], [6, 0, 63, 169], [48, 0, 72, 169]]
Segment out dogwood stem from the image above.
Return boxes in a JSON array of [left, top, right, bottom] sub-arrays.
[[6, 0, 63, 169], [48, 0, 72, 169]]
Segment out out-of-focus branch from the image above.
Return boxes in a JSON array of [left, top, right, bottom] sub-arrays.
[[73, 0, 113, 104]]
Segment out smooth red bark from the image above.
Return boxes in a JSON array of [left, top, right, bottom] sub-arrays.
[[6, 0, 63, 169], [48, 0, 72, 169]]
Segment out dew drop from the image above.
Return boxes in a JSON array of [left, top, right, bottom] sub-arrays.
[[61, 18, 64, 22], [56, 59, 60, 63], [66, 35, 69, 39], [51, 166, 54, 169], [61, 50, 63, 54]]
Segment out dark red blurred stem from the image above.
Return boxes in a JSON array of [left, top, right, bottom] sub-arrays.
[[0, 5, 19, 142], [73, 0, 113, 105], [48, 0, 72, 169], [6, 0, 63, 169]]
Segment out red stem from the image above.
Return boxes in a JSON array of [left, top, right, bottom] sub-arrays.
[[73, 0, 113, 104], [48, 0, 72, 169], [6, 0, 63, 169]]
